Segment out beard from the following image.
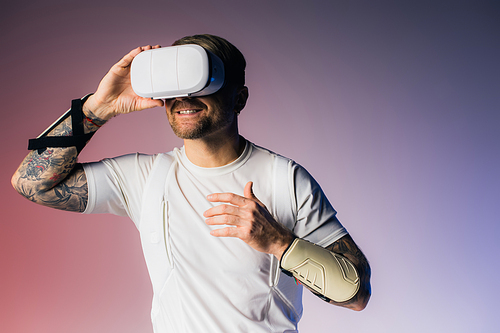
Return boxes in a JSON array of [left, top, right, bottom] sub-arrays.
[[167, 99, 234, 140], [169, 114, 217, 139]]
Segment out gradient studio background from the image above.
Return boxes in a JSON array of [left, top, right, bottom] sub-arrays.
[[1, 1, 499, 332]]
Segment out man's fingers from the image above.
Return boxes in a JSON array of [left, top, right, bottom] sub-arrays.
[[135, 96, 164, 110], [210, 226, 240, 238], [204, 204, 241, 218], [244, 181, 254, 199], [206, 215, 240, 227], [117, 45, 160, 69], [116, 47, 143, 68], [206, 181, 260, 206], [207, 192, 248, 206], [244, 181, 265, 207]]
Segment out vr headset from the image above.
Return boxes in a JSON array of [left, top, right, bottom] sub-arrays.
[[131, 44, 225, 99]]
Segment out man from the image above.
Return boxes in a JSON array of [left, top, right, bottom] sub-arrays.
[[12, 34, 370, 332]]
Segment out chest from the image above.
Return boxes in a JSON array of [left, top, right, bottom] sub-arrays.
[[164, 164, 274, 272]]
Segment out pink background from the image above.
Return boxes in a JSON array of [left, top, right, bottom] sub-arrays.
[[1, 1, 499, 332]]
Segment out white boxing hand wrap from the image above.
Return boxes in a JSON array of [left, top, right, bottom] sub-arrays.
[[280, 238, 360, 302]]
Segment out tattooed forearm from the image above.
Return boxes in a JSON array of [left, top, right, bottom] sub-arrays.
[[49, 117, 74, 136], [324, 234, 371, 310], [12, 103, 105, 212]]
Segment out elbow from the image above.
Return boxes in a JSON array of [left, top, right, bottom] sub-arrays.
[[351, 258, 371, 311], [350, 282, 371, 311], [332, 292, 370, 311], [336, 277, 371, 311], [350, 294, 370, 311], [11, 171, 36, 201], [11, 171, 22, 194], [329, 283, 371, 311]]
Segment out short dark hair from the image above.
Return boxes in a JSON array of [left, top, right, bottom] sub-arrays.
[[173, 34, 246, 88]]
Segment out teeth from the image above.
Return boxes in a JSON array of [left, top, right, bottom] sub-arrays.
[[179, 110, 199, 114]]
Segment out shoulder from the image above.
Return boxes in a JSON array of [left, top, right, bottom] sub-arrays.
[[89, 151, 173, 168], [82, 151, 177, 182], [104, 152, 159, 164], [246, 141, 319, 187], [248, 141, 296, 165]]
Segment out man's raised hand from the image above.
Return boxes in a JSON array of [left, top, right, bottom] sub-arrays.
[[83, 45, 164, 121]]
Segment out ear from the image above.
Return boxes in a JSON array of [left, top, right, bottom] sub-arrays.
[[234, 86, 249, 115]]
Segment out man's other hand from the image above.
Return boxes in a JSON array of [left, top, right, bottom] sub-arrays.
[[204, 181, 295, 259]]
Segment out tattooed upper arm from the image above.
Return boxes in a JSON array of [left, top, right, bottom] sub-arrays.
[[39, 164, 88, 212], [324, 234, 372, 310], [14, 162, 88, 212]]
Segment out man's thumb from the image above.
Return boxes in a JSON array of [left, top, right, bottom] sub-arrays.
[[244, 181, 255, 199]]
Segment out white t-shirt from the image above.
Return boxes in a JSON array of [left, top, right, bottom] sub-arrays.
[[83, 141, 347, 333]]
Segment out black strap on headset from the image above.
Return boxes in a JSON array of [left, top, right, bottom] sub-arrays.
[[28, 96, 95, 154]]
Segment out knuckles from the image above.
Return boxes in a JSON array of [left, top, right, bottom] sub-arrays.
[[219, 204, 231, 213], [226, 193, 238, 202], [221, 215, 233, 224], [247, 201, 258, 210]]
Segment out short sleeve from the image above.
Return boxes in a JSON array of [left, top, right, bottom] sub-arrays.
[[292, 164, 348, 247], [82, 153, 158, 228]]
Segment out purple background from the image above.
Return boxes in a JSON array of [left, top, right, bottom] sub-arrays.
[[1, 1, 499, 332]]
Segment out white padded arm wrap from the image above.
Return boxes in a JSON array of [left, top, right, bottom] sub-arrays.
[[280, 238, 360, 302]]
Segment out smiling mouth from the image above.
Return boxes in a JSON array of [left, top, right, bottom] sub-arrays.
[[177, 109, 201, 115]]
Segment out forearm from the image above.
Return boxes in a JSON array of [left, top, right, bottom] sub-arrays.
[[12, 100, 107, 210], [324, 235, 371, 311], [280, 234, 371, 311]]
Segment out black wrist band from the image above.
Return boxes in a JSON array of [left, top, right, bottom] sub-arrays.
[[28, 95, 95, 154]]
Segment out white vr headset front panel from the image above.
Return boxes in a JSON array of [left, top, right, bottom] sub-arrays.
[[131, 44, 225, 99]]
